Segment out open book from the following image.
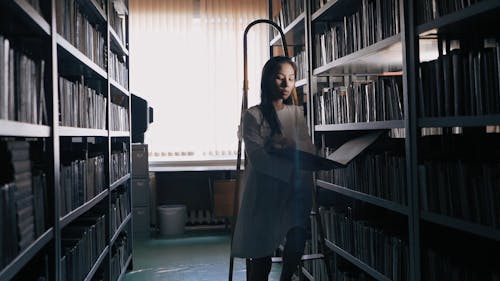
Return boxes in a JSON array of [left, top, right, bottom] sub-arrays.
[[269, 130, 385, 171]]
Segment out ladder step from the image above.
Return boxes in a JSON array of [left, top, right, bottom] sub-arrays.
[[271, 253, 324, 263]]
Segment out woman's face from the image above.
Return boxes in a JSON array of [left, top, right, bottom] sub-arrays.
[[271, 63, 295, 101]]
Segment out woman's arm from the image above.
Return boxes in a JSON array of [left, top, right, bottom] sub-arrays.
[[242, 110, 294, 183]]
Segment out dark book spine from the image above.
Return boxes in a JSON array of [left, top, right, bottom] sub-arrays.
[[60, 155, 105, 216], [0, 38, 46, 125], [468, 51, 476, 115], [496, 42, 500, 113], [473, 51, 483, 115], [451, 50, 463, 115], [434, 59, 443, 117], [442, 54, 454, 116], [418, 62, 428, 117]]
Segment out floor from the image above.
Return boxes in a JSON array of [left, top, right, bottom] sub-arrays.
[[123, 229, 284, 281]]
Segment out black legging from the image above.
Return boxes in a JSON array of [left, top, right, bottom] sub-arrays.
[[247, 227, 306, 281]]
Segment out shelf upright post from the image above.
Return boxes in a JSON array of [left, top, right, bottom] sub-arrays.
[[126, 0, 133, 271], [400, 0, 421, 280], [107, 1, 113, 280], [304, 1, 334, 281], [50, 0, 62, 280], [304, 0, 314, 140]]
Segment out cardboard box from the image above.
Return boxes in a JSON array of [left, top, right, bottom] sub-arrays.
[[213, 179, 236, 218]]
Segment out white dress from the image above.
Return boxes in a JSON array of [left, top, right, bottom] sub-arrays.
[[231, 104, 315, 258]]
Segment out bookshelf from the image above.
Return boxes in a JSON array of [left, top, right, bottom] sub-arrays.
[[324, 240, 393, 281], [312, 34, 403, 75], [0, 120, 51, 137], [0, 229, 54, 281], [315, 120, 405, 131], [58, 127, 108, 137], [270, 0, 500, 280], [418, 114, 500, 127], [270, 12, 306, 46], [10, 0, 52, 36], [317, 180, 409, 215], [0, 0, 132, 281], [269, 0, 310, 121]]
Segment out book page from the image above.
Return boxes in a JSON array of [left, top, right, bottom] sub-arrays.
[[327, 131, 385, 166]]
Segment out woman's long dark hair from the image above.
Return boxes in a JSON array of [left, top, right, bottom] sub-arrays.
[[259, 56, 297, 136]]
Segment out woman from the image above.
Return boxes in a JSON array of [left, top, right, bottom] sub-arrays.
[[232, 56, 316, 281]]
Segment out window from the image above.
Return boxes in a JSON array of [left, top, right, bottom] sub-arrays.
[[130, 0, 268, 161]]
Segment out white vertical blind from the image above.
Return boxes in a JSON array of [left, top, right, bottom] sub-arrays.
[[129, 0, 268, 160]]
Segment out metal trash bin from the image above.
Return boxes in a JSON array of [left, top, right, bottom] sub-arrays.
[[157, 205, 187, 235]]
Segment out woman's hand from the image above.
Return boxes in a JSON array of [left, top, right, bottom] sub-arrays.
[[268, 134, 295, 150]]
